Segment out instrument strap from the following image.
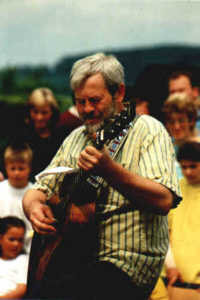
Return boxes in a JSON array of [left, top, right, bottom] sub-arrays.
[[86, 115, 140, 189]]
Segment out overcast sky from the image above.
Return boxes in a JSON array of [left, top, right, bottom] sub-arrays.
[[1, 0, 200, 68]]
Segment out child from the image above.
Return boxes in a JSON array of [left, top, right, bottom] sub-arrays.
[[0, 142, 33, 253], [165, 141, 200, 285], [0, 216, 29, 298]]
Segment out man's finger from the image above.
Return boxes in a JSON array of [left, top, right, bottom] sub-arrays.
[[32, 217, 57, 234], [43, 205, 56, 222]]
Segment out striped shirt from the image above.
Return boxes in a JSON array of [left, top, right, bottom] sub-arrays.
[[33, 114, 181, 288]]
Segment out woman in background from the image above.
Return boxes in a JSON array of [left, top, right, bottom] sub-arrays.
[[162, 92, 200, 179], [20, 87, 70, 181]]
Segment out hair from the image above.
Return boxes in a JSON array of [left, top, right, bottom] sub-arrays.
[[162, 92, 197, 130], [177, 141, 200, 162], [27, 87, 60, 127], [4, 142, 33, 166], [70, 52, 125, 97], [168, 70, 194, 86], [0, 216, 26, 256]]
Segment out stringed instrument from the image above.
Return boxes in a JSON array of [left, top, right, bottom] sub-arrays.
[[25, 103, 135, 296], [48, 102, 135, 227]]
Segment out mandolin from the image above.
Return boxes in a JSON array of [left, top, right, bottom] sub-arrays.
[[25, 102, 135, 295], [53, 102, 134, 226]]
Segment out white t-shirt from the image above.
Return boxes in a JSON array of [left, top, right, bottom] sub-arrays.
[[0, 254, 29, 295], [0, 180, 33, 253]]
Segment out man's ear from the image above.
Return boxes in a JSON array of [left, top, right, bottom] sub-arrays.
[[114, 84, 125, 112], [192, 87, 199, 100], [115, 84, 125, 103]]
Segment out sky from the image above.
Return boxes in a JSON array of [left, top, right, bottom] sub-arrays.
[[1, 0, 200, 68]]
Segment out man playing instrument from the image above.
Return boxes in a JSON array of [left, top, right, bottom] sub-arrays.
[[23, 53, 181, 300]]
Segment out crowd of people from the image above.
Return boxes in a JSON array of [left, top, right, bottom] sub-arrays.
[[0, 87, 81, 298], [0, 53, 199, 299]]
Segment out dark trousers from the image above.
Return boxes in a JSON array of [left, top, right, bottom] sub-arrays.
[[25, 223, 153, 300], [79, 260, 153, 300], [27, 262, 153, 300]]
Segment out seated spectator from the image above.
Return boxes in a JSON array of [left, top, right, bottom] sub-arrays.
[[0, 142, 33, 253], [162, 92, 200, 178], [20, 87, 70, 181], [0, 216, 29, 299], [165, 141, 200, 286]]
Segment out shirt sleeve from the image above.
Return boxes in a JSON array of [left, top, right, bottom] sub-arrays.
[[32, 126, 85, 199], [133, 116, 182, 207]]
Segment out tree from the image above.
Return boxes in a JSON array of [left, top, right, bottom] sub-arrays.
[[0, 67, 17, 94]]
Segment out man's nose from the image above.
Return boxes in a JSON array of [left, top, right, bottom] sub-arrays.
[[84, 100, 94, 114]]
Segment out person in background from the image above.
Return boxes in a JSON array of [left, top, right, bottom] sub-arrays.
[[0, 142, 33, 253], [134, 97, 150, 115], [165, 141, 200, 287], [149, 277, 169, 300], [162, 92, 200, 178], [168, 70, 200, 129], [0, 171, 4, 181], [143, 72, 200, 300], [125, 85, 164, 122], [168, 70, 199, 101], [0, 216, 29, 299], [23, 52, 181, 300], [57, 103, 83, 132], [19, 87, 70, 182], [163, 92, 200, 146]]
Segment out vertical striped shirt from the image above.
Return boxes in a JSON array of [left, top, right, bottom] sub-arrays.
[[33, 114, 181, 287]]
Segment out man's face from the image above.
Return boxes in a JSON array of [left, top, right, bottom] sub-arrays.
[[180, 160, 200, 185], [165, 112, 193, 142], [74, 73, 124, 134], [168, 75, 195, 100]]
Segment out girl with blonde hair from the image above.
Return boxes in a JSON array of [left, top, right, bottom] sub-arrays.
[[20, 88, 69, 181]]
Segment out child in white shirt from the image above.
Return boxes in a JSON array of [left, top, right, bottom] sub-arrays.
[[0, 216, 29, 298], [0, 142, 33, 253]]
